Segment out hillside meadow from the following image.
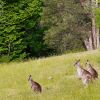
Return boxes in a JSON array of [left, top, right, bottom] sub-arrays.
[[0, 50, 100, 100]]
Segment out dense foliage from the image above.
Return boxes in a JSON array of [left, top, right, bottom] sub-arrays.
[[0, 0, 45, 62], [42, 0, 90, 53], [0, 0, 99, 62]]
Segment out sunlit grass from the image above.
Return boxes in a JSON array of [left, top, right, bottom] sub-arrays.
[[0, 50, 100, 100]]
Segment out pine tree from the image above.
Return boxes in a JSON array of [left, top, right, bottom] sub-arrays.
[[0, 0, 43, 62]]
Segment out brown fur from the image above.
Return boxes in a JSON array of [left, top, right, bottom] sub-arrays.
[[74, 60, 93, 85], [28, 75, 42, 93], [86, 60, 98, 79]]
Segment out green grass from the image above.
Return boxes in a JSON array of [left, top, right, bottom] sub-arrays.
[[0, 50, 100, 100]]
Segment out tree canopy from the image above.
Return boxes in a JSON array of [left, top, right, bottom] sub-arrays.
[[0, 0, 100, 62], [42, 0, 91, 53], [0, 0, 43, 62]]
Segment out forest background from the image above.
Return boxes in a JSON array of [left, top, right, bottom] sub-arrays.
[[0, 0, 100, 62]]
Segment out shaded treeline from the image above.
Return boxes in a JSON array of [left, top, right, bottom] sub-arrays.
[[0, 0, 100, 62]]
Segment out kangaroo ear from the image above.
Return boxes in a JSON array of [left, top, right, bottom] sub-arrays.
[[78, 59, 80, 62], [28, 75, 31, 81], [86, 60, 90, 63], [86, 60, 90, 65], [74, 59, 80, 66], [77, 59, 80, 63], [29, 75, 32, 77]]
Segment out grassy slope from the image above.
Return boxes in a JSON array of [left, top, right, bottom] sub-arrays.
[[0, 50, 100, 100]]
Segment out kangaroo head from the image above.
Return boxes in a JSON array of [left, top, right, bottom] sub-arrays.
[[28, 75, 32, 81], [74, 59, 80, 67], [86, 60, 90, 65], [86, 60, 92, 68]]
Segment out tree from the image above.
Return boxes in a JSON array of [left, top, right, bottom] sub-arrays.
[[42, 0, 90, 53], [79, 0, 100, 50], [0, 0, 43, 62]]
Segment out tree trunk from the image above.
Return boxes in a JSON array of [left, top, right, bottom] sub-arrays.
[[84, 35, 93, 50], [96, 28, 100, 48], [80, 0, 99, 50], [89, 35, 93, 50], [95, 0, 100, 49], [91, 0, 97, 49], [91, 16, 97, 49]]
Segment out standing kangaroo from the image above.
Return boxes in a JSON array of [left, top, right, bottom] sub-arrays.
[[86, 60, 98, 79], [28, 75, 42, 93], [74, 60, 92, 85]]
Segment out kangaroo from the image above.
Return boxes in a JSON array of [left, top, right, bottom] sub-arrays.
[[28, 75, 42, 93], [86, 60, 98, 79], [74, 60, 92, 85]]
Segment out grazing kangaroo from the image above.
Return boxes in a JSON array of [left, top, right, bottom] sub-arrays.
[[74, 60, 92, 85], [86, 60, 98, 79], [28, 75, 42, 93]]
